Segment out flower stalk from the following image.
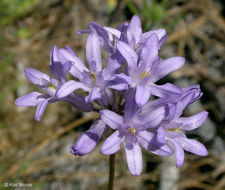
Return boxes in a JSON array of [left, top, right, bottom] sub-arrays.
[[108, 154, 115, 190]]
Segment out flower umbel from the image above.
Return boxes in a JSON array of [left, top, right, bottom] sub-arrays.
[[15, 15, 208, 177]]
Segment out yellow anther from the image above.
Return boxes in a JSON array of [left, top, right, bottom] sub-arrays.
[[48, 84, 56, 90], [135, 44, 139, 51], [139, 71, 150, 80], [90, 72, 97, 82], [169, 126, 183, 133], [121, 62, 126, 72], [127, 126, 136, 135]]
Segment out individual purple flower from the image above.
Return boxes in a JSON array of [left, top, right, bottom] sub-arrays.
[[149, 91, 208, 167], [100, 95, 172, 176], [15, 46, 93, 121], [111, 32, 184, 106], [71, 119, 107, 156], [56, 32, 125, 106]]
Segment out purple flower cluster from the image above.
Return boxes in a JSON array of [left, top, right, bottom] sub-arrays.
[[15, 15, 208, 176]]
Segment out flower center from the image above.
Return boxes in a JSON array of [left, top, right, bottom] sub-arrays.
[[139, 71, 150, 80], [127, 126, 136, 135], [90, 72, 97, 82]]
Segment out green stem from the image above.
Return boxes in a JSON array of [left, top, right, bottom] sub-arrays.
[[108, 154, 115, 190]]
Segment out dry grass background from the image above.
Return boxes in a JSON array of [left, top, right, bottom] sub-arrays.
[[0, 0, 225, 189]]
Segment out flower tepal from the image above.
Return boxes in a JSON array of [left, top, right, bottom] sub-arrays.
[[15, 15, 208, 177]]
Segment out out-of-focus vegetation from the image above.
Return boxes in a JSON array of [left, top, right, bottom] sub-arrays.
[[0, 0, 225, 189], [126, 0, 168, 30], [0, 0, 39, 27]]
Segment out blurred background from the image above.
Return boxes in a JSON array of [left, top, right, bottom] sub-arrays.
[[0, 0, 225, 189]]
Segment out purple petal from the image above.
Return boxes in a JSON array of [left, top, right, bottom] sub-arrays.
[[120, 31, 129, 44], [124, 94, 141, 124], [89, 22, 113, 53], [96, 89, 110, 107], [50, 61, 62, 82], [177, 137, 208, 156], [70, 65, 84, 81], [50, 46, 60, 64], [50, 46, 72, 82], [135, 86, 151, 106], [58, 48, 76, 63], [157, 127, 166, 144], [56, 80, 89, 98], [100, 110, 123, 130], [137, 131, 172, 156], [159, 34, 168, 49], [176, 111, 208, 131], [58, 47, 87, 71], [71, 57, 87, 73], [103, 26, 121, 39], [88, 60, 98, 73], [103, 54, 123, 77], [71, 119, 106, 156], [101, 130, 124, 155], [35, 98, 51, 121], [127, 15, 142, 45], [167, 138, 184, 167], [15, 92, 44, 106], [62, 61, 72, 75], [96, 71, 105, 86], [166, 103, 177, 121], [117, 22, 129, 33], [140, 106, 166, 128], [142, 97, 168, 113], [173, 92, 195, 118], [137, 33, 159, 68], [24, 68, 50, 87], [165, 130, 185, 139], [182, 84, 202, 103], [141, 28, 166, 43], [125, 135, 138, 144], [150, 83, 182, 98], [166, 131, 208, 157], [106, 73, 131, 91], [64, 46, 77, 56], [116, 41, 137, 74], [63, 53, 87, 75], [164, 121, 182, 130], [106, 81, 128, 91], [81, 71, 93, 87], [85, 87, 101, 103], [124, 141, 142, 176], [113, 73, 133, 86], [64, 93, 93, 112], [86, 33, 102, 72], [50, 61, 71, 84], [150, 57, 185, 82]]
